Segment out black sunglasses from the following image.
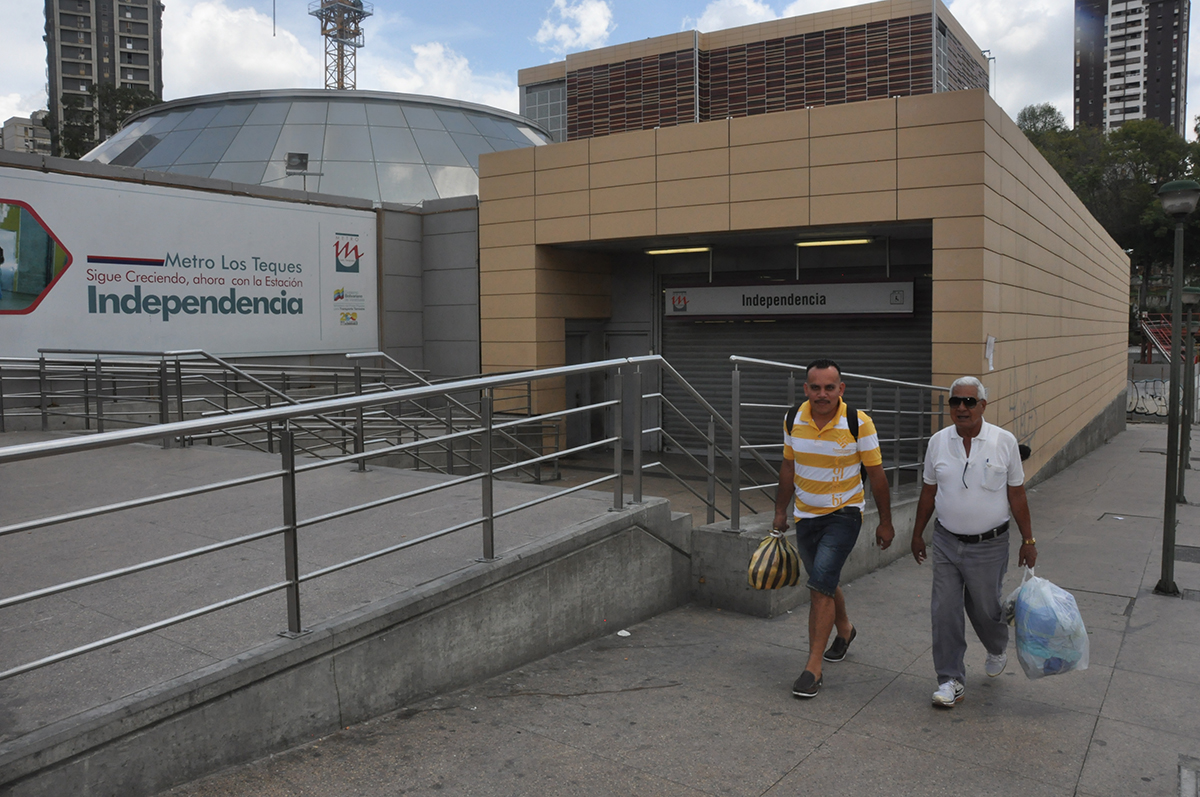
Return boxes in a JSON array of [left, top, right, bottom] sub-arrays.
[[948, 396, 979, 408]]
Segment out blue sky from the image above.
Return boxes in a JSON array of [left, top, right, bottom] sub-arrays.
[[1, 0, 1197, 138]]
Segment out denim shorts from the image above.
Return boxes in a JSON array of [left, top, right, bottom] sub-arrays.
[[794, 510, 862, 597]]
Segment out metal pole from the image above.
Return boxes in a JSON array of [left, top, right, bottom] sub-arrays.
[[0, 365, 5, 433], [266, 393, 274, 454], [444, 402, 455, 475], [480, 389, 496, 560], [82, 367, 91, 431], [1181, 307, 1195, 501], [280, 430, 304, 636], [731, 365, 741, 531], [1157, 218, 1185, 596], [354, 362, 366, 472], [159, 359, 170, 448], [707, 415, 716, 525], [937, 394, 944, 433], [94, 357, 105, 434], [632, 367, 643, 504], [612, 368, 624, 511], [174, 359, 185, 425], [891, 385, 900, 495], [39, 354, 48, 431]]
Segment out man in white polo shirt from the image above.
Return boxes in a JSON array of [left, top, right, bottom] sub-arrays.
[[910, 376, 1036, 708]]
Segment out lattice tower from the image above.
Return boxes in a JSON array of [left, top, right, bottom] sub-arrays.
[[308, 0, 374, 90]]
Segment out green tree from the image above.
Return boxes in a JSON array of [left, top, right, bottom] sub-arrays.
[[92, 84, 159, 142], [44, 85, 159, 159]]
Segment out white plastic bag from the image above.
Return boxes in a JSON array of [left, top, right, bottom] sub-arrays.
[[1003, 568, 1089, 680]]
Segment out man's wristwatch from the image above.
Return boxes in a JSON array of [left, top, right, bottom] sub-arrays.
[[1021, 538, 1036, 546]]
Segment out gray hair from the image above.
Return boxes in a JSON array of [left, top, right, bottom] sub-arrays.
[[950, 376, 988, 400]]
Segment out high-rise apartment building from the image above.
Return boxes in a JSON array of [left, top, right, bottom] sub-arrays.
[[519, 0, 988, 142], [1, 112, 53, 155], [1074, 0, 1189, 134], [43, 0, 165, 151]]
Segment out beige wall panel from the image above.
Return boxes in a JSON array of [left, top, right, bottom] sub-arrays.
[[590, 210, 658, 240], [478, 196, 535, 225], [535, 215, 590, 244], [810, 161, 897, 195], [479, 244, 536, 273], [535, 165, 590, 195], [810, 97, 897, 137], [539, 268, 610, 296], [479, 148, 535, 179], [897, 89, 985, 129], [536, 190, 590, 219], [480, 268, 536, 296], [658, 175, 731, 207], [729, 109, 809, 146], [657, 119, 729, 155], [809, 190, 896, 225], [809, 130, 896, 166], [517, 62, 566, 87], [551, 293, 612, 319], [658, 204, 730, 234], [932, 342, 986, 377], [591, 183, 657, 214], [730, 169, 809, 202], [481, 317, 559, 343], [933, 216, 985, 250], [479, 172, 535, 202], [932, 280, 985, 313], [481, 341, 539, 369], [731, 140, 810, 173], [932, 311, 984, 344], [479, 220, 535, 249], [590, 157, 656, 189], [480, 292, 537, 320], [898, 152, 985, 190], [590, 129, 657, 162], [657, 148, 730, 181], [931, 247, 985, 281], [898, 185, 984, 219], [897, 121, 985, 159], [730, 197, 810, 230], [535, 139, 589, 170]]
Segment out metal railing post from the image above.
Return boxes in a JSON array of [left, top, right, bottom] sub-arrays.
[[82, 366, 91, 431], [265, 393, 274, 454], [731, 365, 741, 531], [354, 363, 366, 472], [480, 389, 496, 560], [0, 365, 5, 433], [94, 357, 105, 434], [613, 368, 624, 510], [159, 360, 170, 448], [787, 370, 795, 409], [707, 415, 716, 525], [174, 358, 185, 425], [917, 388, 927, 474], [1180, 308, 1195, 503], [938, 394, 944, 434], [280, 430, 305, 637], [444, 401, 456, 475], [632, 367, 643, 503], [891, 385, 900, 495], [39, 354, 48, 431]]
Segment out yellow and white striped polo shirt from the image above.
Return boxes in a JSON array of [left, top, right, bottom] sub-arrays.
[[783, 399, 882, 518]]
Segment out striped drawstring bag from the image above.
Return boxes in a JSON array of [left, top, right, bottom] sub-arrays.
[[748, 529, 801, 589]]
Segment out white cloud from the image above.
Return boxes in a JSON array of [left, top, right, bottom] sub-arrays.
[[535, 0, 615, 55], [944, 0, 1073, 123], [0, 1, 50, 120], [780, 0, 862, 17], [369, 43, 518, 113], [162, 0, 320, 99], [686, 0, 777, 32]]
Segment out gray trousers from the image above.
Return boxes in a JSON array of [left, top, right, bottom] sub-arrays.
[[930, 521, 1009, 684]]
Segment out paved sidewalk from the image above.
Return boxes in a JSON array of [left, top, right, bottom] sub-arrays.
[[159, 423, 1200, 797]]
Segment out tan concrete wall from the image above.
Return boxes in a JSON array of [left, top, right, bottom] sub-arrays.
[[478, 90, 1130, 472]]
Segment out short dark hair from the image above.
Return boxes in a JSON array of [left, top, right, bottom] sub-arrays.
[[805, 358, 841, 378]]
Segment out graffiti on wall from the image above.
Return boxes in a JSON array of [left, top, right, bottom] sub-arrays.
[[1128, 379, 1170, 417]]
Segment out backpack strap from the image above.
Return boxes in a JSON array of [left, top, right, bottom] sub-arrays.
[[845, 403, 858, 440], [784, 403, 802, 433]]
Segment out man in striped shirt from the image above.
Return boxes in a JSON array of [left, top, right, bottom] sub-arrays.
[[773, 359, 894, 699]]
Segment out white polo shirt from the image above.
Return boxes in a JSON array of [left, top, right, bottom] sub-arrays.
[[923, 419, 1024, 535]]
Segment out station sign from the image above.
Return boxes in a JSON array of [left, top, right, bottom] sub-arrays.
[[665, 282, 914, 318]]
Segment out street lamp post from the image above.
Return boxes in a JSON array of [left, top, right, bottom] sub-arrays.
[[1155, 179, 1200, 597]]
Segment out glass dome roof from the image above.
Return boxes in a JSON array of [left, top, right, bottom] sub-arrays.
[[82, 89, 550, 205]]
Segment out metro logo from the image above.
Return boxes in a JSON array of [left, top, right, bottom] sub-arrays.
[[334, 232, 361, 273]]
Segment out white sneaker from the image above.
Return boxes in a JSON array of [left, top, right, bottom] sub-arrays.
[[985, 652, 1007, 677], [932, 679, 965, 707]]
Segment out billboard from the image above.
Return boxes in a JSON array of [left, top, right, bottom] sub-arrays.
[[0, 166, 379, 358]]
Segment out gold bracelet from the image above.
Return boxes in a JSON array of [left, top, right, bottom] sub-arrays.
[[1021, 538, 1036, 546]]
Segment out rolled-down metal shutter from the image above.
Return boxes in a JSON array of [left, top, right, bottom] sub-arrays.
[[658, 276, 933, 459]]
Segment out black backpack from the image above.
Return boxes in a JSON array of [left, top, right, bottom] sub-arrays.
[[785, 402, 868, 486]]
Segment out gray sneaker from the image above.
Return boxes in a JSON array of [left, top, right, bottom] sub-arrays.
[[932, 679, 964, 707], [985, 652, 1007, 677]]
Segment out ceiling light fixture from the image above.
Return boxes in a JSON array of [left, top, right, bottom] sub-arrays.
[[794, 238, 873, 248], [645, 247, 711, 255]]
